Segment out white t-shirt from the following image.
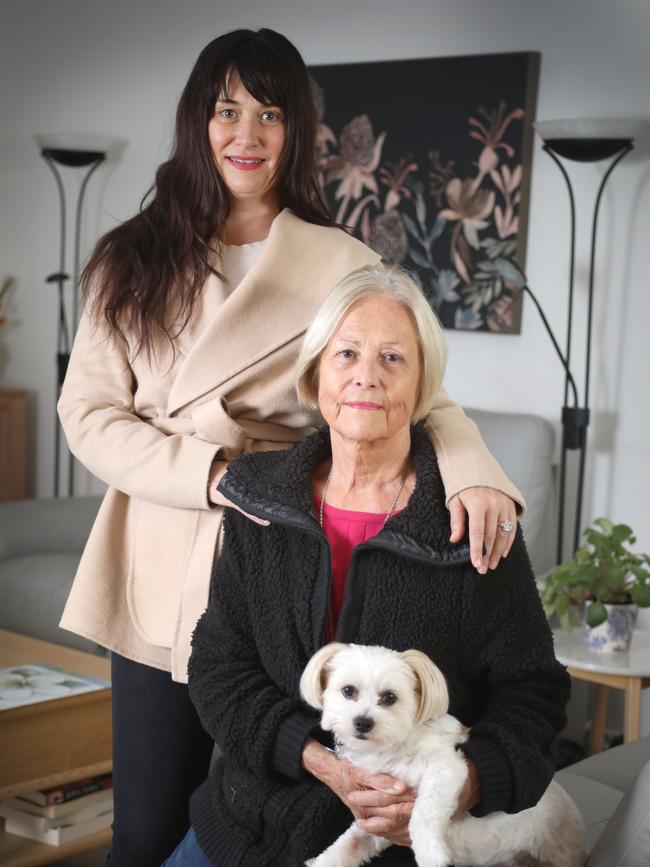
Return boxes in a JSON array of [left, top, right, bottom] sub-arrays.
[[219, 240, 266, 291]]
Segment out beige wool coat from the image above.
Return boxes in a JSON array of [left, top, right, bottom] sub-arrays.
[[58, 209, 523, 682]]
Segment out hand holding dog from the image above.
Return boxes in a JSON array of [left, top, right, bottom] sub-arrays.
[[302, 738, 414, 846]]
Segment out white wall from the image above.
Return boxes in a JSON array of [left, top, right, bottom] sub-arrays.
[[1, 0, 649, 728]]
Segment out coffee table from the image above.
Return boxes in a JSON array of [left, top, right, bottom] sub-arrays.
[[553, 627, 650, 755], [0, 629, 112, 867]]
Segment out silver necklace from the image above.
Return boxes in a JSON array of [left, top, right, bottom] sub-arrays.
[[319, 464, 409, 530]]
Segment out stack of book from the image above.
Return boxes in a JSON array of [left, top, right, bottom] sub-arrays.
[[0, 773, 113, 845]]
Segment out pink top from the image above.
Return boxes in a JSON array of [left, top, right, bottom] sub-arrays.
[[314, 496, 400, 641]]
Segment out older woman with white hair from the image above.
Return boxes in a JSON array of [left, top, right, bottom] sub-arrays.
[[165, 265, 570, 867]]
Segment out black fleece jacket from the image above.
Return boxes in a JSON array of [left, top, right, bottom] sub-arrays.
[[188, 425, 570, 867]]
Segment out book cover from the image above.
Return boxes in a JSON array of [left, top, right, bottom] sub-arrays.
[[0, 664, 109, 711], [4, 785, 113, 818], [0, 792, 113, 830], [4, 807, 114, 845], [16, 773, 112, 807]]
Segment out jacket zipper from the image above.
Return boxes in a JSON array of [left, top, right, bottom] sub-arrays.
[[219, 488, 334, 647], [221, 488, 472, 648]]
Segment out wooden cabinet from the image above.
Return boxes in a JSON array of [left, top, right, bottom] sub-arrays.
[[0, 390, 27, 501]]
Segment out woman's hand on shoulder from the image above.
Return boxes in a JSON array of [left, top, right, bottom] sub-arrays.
[[208, 459, 269, 526], [302, 740, 414, 846], [448, 487, 517, 574]]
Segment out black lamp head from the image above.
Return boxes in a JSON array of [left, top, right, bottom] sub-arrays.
[[34, 134, 116, 167], [542, 138, 633, 163], [40, 148, 106, 168], [534, 119, 641, 163]]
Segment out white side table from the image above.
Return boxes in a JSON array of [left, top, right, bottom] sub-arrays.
[[553, 628, 650, 754]]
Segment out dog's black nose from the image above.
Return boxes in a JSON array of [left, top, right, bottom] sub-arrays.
[[353, 715, 374, 734]]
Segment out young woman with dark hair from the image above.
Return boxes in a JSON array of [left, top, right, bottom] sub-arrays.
[[58, 27, 523, 867]]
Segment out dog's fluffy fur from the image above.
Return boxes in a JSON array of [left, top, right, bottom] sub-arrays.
[[300, 643, 586, 867]]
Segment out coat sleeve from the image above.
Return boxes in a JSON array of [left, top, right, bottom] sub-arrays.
[[57, 311, 219, 509], [457, 527, 570, 815], [425, 387, 526, 513], [188, 509, 321, 781]]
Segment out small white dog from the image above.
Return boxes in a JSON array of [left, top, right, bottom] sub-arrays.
[[300, 643, 586, 867]]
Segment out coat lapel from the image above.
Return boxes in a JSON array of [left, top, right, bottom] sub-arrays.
[[166, 210, 380, 414]]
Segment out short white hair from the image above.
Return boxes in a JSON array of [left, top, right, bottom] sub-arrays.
[[296, 264, 447, 422]]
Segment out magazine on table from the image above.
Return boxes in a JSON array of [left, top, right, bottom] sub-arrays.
[[0, 664, 109, 710]]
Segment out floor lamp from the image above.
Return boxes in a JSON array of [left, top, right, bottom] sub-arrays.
[[35, 134, 115, 498], [532, 119, 638, 563]]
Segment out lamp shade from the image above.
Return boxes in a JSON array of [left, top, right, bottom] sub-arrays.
[[34, 134, 118, 167], [533, 119, 642, 162]]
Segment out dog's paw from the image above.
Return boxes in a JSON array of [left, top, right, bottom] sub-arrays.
[[414, 846, 451, 867]]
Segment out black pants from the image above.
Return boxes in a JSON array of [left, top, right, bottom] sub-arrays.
[[106, 652, 214, 867]]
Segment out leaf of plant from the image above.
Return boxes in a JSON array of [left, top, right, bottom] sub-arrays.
[[586, 601, 608, 628], [585, 528, 605, 547], [631, 582, 650, 607], [594, 518, 614, 536], [574, 565, 598, 584], [612, 524, 634, 544]]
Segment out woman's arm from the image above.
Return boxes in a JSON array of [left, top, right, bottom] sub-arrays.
[[188, 509, 321, 779], [426, 388, 524, 572], [58, 311, 219, 509], [458, 528, 570, 816]]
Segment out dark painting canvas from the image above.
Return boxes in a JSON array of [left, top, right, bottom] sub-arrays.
[[310, 52, 540, 333]]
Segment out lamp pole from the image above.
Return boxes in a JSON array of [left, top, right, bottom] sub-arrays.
[[38, 143, 107, 497], [535, 129, 633, 560]]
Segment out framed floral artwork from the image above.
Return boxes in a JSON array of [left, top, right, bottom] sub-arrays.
[[310, 51, 540, 333]]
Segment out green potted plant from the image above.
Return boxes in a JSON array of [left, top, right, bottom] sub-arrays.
[[539, 518, 650, 652]]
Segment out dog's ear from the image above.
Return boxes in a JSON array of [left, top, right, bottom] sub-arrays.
[[400, 649, 449, 722], [300, 642, 348, 709]]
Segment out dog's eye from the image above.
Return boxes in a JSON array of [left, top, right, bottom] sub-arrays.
[[379, 691, 397, 706], [341, 685, 358, 699]]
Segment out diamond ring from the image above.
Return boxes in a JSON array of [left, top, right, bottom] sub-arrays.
[[497, 519, 514, 533]]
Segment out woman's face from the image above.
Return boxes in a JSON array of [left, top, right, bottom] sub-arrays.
[[317, 295, 422, 445], [208, 71, 285, 208]]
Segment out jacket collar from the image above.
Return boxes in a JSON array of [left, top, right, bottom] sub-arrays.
[[166, 209, 381, 414], [219, 424, 471, 566]]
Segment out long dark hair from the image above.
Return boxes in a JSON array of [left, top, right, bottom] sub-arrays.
[[83, 28, 333, 358]]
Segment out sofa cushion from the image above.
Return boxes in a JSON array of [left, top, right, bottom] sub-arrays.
[[465, 409, 556, 574], [556, 770, 624, 851], [0, 553, 104, 655], [587, 759, 650, 866]]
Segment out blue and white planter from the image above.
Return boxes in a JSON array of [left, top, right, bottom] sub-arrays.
[[583, 603, 638, 653]]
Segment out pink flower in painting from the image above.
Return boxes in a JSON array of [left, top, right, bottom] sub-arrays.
[[468, 102, 524, 189], [440, 178, 495, 247], [324, 114, 386, 222], [491, 163, 522, 197], [439, 178, 496, 283], [486, 294, 515, 332], [379, 158, 418, 212], [428, 150, 455, 207], [494, 203, 519, 239], [491, 163, 522, 239]]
